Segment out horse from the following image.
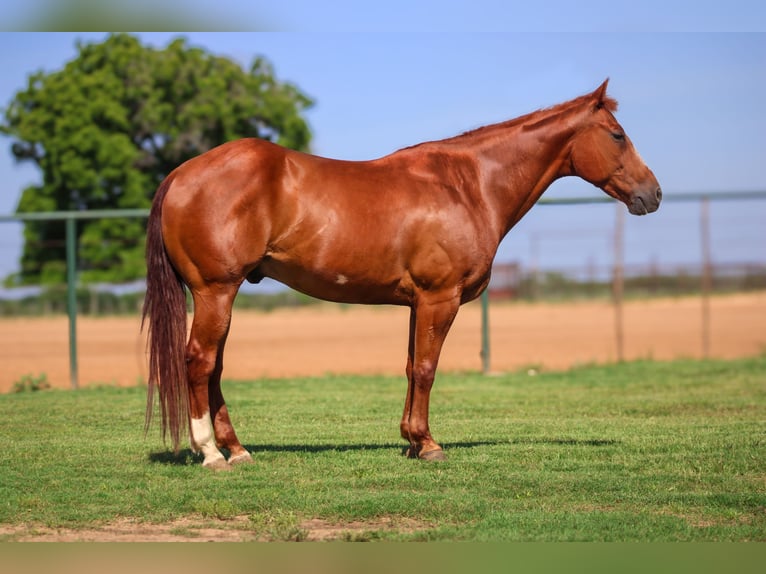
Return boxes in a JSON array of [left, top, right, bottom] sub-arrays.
[[142, 79, 661, 469]]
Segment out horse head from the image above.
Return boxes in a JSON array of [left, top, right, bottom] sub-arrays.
[[569, 79, 662, 215]]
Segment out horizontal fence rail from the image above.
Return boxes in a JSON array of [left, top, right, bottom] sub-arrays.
[[1, 190, 765, 387], [0, 208, 150, 223], [537, 190, 766, 205], [2, 190, 765, 225]]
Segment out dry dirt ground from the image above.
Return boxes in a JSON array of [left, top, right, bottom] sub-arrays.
[[2, 292, 765, 392], [0, 516, 425, 542]]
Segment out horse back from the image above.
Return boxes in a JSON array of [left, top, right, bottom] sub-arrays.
[[161, 138, 494, 304]]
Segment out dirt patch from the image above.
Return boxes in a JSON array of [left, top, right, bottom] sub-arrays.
[[0, 517, 254, 542], [298, 516, 425, 541], [1, 292, 765, 392], [0, 516, 427, 542]]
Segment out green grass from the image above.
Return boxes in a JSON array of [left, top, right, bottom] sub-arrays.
[[1, 357, 764, 541]]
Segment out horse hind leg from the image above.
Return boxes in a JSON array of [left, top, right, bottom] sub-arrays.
[[187, 284, 249, 470], [209, 371, 253, 466]]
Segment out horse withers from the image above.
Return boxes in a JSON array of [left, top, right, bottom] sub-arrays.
[[142, 80, 661, 469]]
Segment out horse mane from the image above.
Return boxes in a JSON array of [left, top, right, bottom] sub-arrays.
[[438, 88, 619, 145]]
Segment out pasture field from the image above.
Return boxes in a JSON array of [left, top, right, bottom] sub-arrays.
[[1, 356, 764, 542]]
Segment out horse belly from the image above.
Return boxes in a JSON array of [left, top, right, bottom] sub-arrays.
[[257, 250, 411, 306]]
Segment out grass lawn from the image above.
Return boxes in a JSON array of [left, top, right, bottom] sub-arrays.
[[1, 356, 764, 541]]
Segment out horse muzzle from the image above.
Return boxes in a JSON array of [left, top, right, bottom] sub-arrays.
[[627, 185, 662, 215]]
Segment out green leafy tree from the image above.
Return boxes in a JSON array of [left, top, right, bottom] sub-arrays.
[[1, 33, 313, 285]]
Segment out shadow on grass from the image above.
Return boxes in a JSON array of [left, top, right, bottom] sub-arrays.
[[149, 442, 407, 466], [507, 437, 618, 447], [148, 436, 617, 465]]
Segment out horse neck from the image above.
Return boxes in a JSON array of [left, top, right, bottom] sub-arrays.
[[457, 103, 590, 240]]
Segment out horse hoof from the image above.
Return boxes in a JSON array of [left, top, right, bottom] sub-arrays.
[[203, 457, 232, 472], [403, 445, 447, 461], [419, 449, 447, 462], [229, 452, 253, 466]]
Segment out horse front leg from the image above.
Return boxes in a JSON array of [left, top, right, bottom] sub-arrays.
[[403, 295, 460, 461], [400, 308, 416, 444]]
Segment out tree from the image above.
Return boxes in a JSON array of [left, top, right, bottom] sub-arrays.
[[1, 33, 313, 285]]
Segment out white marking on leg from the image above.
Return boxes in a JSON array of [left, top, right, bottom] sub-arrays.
[[190, 412, 226, 468]]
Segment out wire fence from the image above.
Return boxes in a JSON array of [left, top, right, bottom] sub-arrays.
[[1, 191, 765, 384]]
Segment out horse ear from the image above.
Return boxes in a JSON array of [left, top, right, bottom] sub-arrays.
[[593, 78, 617, 112], [594, 79, 609, 105]]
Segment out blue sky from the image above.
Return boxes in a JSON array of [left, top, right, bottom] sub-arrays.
[[2, 1, 765, 32], [0, 30, 765, 283]]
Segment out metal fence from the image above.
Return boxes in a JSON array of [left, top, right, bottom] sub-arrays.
[[0, 209, 148, 388], [1, 191, 764, 387], [479, 191, 766, 372]]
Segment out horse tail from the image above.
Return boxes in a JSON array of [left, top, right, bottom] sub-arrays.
[[141, 173, 189, 453]]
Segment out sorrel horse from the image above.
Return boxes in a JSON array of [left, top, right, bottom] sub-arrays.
[[142, 80, 660, 469]]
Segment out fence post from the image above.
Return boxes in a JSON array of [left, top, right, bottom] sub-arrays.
[[700, 196, 712, 359], [612, 204, 625, 362], [65, 216, 79, 389], [480, 289, 491, 374]]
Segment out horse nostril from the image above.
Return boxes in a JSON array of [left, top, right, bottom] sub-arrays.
[[656, 187, 663, 202]]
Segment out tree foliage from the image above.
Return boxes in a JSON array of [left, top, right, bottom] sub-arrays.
[[1, 33, 313, 285]]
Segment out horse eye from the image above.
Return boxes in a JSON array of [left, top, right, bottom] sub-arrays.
[[611, 132, 625, 142]]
